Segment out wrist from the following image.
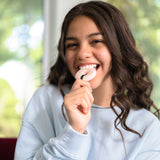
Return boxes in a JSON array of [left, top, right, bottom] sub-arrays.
[[71, 126, 87, 134]]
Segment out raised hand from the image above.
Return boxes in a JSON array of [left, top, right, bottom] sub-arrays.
[[64, 79, 94, 134]]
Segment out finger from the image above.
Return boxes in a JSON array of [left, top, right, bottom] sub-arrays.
[[72, 79, 92, 92], [64, 88, 93, 114], [77, 98, 89, 114], [64, 83, 94, 115], [71, 88, 93, 110], [76, 87, 94, 114], [82, 86, 94, 108], [68, 85, 92, 100]]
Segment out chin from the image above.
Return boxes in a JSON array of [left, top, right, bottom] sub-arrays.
[[89, 80, 100, 89]]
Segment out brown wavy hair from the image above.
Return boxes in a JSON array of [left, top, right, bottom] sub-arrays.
[[48, 1, 159, 136]]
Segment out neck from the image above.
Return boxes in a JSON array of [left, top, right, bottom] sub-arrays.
[[92, 77, 116, 108]]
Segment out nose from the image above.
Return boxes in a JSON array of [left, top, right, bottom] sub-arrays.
[[77, 44, 92, 60]]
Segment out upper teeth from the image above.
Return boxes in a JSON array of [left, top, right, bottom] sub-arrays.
[[79, 64, 97, 70]]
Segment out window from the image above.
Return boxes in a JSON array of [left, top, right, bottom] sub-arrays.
[[0, 0, 44, 137]]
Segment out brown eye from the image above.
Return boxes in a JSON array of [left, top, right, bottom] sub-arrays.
[[93, 40, 100, 44], [65, 43, 78, 49], [92, 39, 104, 44]]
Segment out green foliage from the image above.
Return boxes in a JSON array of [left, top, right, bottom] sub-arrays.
[[0, 79, 20, 137], [0, 0, 43, 63], [0, 0, 43, 137]]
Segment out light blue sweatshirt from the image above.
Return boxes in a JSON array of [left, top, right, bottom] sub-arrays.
[[14, 84, 160, 160]]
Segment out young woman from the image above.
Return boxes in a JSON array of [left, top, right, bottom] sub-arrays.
[[14, 1, 160, 160]]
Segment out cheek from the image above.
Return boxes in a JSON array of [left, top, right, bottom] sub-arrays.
[[106, 55, 112, 71], [98, 49, 112, 65]]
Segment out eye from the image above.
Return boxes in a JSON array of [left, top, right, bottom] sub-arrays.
[[92, 39, 104, 44], [65, 43, 78, 49]]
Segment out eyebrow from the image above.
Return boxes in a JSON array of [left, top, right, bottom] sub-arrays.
[[65, 32, 104, 41], [87, 32, 104, 38]]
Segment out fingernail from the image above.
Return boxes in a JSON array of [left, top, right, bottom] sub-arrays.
[[84, 108, 89, 114]]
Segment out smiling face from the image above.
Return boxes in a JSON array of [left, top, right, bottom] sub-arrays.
[[65, 15, 113, 89]]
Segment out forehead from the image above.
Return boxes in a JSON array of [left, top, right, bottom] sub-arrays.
[[66, 15, 101, 36]]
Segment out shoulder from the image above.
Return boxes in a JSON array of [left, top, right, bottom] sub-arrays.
[[35, 83, 71, 97], [23, 84, 70, 121], [129, 108, 158, 122], [34, 83, 60, 96], [127, 108, 160, 135], [31, 83, 71, 101], [25, 84, 61, 109], [116, 108, 160, 144], [131, 109, 160, 155]]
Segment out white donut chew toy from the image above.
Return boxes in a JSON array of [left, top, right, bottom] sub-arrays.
[[75, 66, 96, 81]]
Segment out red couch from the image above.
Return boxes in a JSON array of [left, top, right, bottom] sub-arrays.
[[0, 138, 17, 160]]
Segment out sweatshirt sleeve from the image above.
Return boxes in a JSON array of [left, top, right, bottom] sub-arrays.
[[35, 123, 90, 160], [14, 86, 90, 160], [14, 121, 90, 160]]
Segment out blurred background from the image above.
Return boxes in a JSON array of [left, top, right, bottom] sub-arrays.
[[0, 0, 160, 137]]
